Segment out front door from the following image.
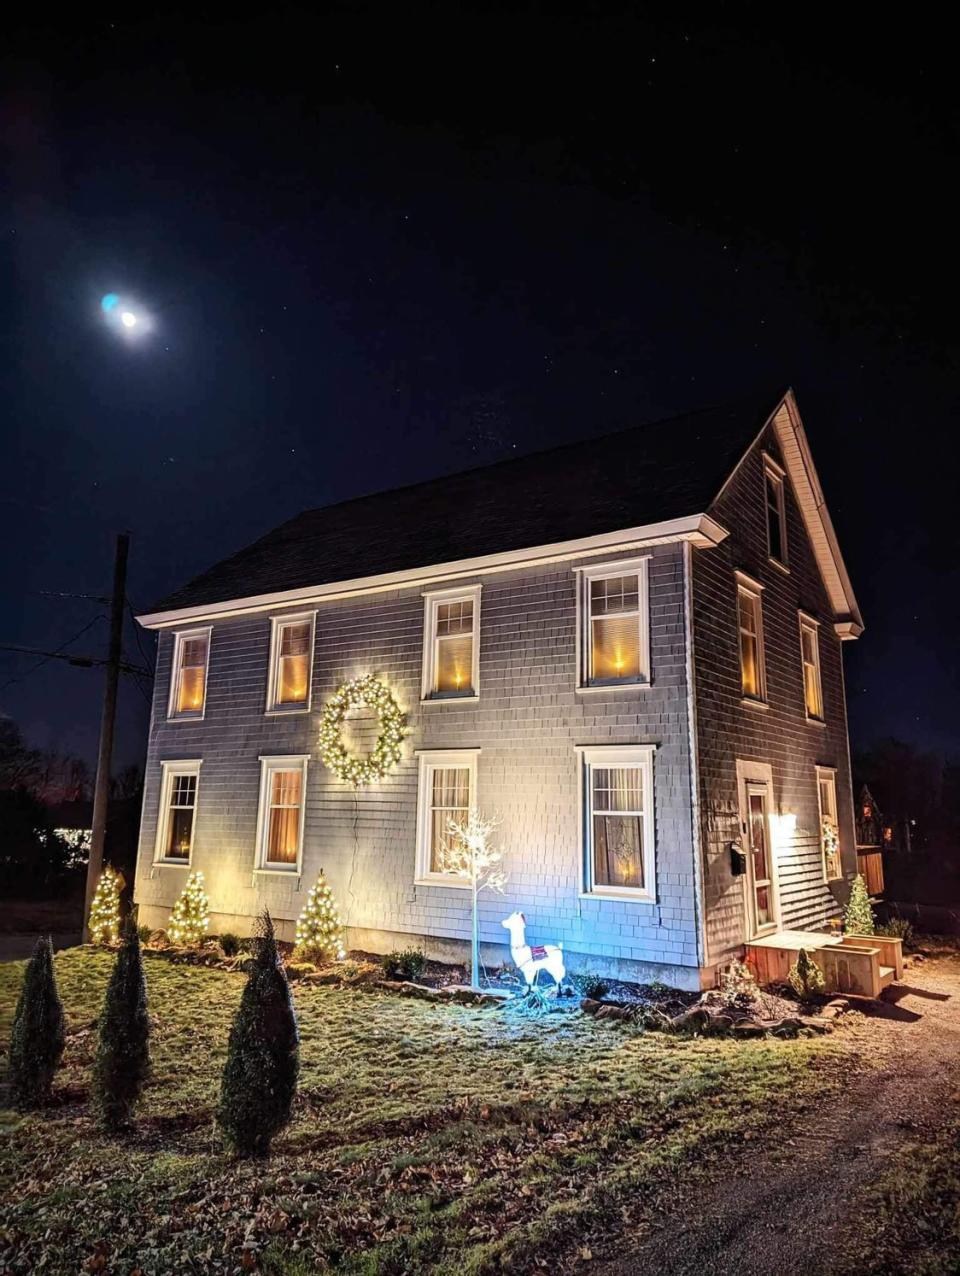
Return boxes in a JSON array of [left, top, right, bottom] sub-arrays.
[[744, 781, 777, 937]]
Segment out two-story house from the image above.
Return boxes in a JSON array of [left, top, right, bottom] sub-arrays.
[[134, 388, 863, 990]]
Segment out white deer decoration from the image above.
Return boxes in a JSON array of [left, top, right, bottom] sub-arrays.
[[501, 911, 566, 989]]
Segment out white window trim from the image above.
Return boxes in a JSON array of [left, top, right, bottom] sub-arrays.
[[763, 453, 789, 571], [414, 748, 480, 887], [575, 556, 651, 692], [799, 611, 825, 723], [735, 571, 767, 704], [265, 611, 316, 714], [153, 759, 202, 866], [816, 765, 842, 882], [420, 584, 481, 703], [167, 627, 212, 721], [254, 755, 309, 875], [577, 744, 657, 902]]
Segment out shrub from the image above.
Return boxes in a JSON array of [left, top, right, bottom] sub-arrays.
[[219, 931, 242, 957], [167, 871, 209, 947], [89, 866, 122, 945], [137, 923, 152, 944], [573, 972, 610, 1000], [877, 917, 914, 948], [294, 872, 346, 964], [219, 912, 299, 1157], [844, 873, 876, 935], [788, 948, 826, 1000], [7, 936, 65, 1108], [94, 922, 150, 1131], [380, 948, 427, 981], [719, 958, 758, 1007]]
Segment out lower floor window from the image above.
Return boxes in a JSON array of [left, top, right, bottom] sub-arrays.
[[415, 750, 479, 884], [154, 760, 202, 864], [257, 756, 308, 871], [581, 745, 656, 899]]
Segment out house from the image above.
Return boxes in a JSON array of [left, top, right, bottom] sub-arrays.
[[134, 388, 864, 991]]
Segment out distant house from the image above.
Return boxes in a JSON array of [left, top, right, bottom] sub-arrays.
[[134, 388, 863, 989]]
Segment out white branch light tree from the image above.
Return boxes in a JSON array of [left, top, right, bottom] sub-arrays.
[[438, 811, 507, 990]]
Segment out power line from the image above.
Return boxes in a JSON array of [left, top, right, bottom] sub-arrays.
[[0, 642, 150, 678], [0, 615, 107, 694]]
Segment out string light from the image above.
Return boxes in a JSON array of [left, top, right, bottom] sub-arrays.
[[89, 866, 122, 945], [167, 870, 210, 946], [295, 870, 347, 962], [318, 674, 406, 785]]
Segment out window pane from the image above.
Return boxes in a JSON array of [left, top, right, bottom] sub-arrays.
[[739, 593, 761, 697], [766, 474, 785, 562], [593, 813, 644, 888], [278, 652, 310, 704], [280, 623, 310, 657], [166, 807, 194, 859], [804, 663, 822, 717], [271, 769, 301, 807], [436, 599, 473, 635], [429, 765, 470, 871], [590, 574, 639, 616], [749, 793, 769, 881], [181, 636, 207, 667], [177, 664, 206, 714], [172, 774, 197, 806], [436, 634, 474, 693], [267, 807, 300, 864], [591, 613, 640, 680], [755, 884, 772, 927], [592, 766, 643, 813]]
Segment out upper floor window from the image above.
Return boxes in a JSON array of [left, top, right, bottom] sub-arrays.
[[421, 586, 481, 700], [816, 766, 841, 881], [414, 749, 479, 885], [799, 612, 824, 720], [154, 760, 201, 864], [580, 745, 656, 901], [578, 558, 650, 689], [763, 455, 788, 568], [266, 613, 315, 713], [736, 573, 766, 703], [168, 628, 211, 720], [255, 756, 308, 873]]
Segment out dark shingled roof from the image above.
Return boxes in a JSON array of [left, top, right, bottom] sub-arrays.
[[151, 391, 783, 614]]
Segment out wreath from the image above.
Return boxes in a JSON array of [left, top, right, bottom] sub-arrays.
[[821, 817, 839, 859], [318, 674, 406, 785]]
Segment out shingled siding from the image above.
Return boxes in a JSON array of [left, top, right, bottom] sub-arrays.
[[135, 542, 703, 987], [692, 409, 857, 969]]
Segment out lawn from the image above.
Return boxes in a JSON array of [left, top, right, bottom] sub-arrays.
[[0, 948, 845, 1275]]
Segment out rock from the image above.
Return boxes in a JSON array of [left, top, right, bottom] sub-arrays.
[[284, 962, 318, 982], [731, 1021, 767, 1038], [399, 982, 442, 1001]]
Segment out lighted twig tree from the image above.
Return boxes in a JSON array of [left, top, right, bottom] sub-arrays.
[[438, 811, 507, 990]]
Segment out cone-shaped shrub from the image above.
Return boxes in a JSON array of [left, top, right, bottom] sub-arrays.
[[167, 870, 209, 947], [218, 911, 299, 1156], [89, 865, 122, 945], [8, 936, 65, 1108], [788, 947, 826, 999], [94, 921, 150, 1131], [843, 873, 875, 936], [294, 870, 346, 964]]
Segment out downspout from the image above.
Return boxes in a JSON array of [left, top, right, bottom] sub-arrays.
[[683, 542, 708, 972]]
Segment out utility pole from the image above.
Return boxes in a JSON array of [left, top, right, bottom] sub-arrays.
[[83, 532, 130, 940]]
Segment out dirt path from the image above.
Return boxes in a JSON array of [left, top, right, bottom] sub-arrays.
[[597, 954, 960, 1276]]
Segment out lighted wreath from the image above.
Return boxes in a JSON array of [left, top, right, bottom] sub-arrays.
[[318, 674, 405, 785]]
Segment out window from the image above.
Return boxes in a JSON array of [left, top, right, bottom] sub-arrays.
[[168, 628, 211, 719], [266, 613, 315, 712], [414, 750, 479, 885], [255, 756, 308, 873], [816, 767, 841, 880], [578, 558, 650, 688], [799, 613, 824, 720], [421, 586, 481, 700], [154, 760, 202, 864], [736, 574, 766, 702], [764, 455, 788, 567], [580, 745, 656, 900]]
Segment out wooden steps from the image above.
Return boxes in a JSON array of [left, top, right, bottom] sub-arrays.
[[745, 929, 904, 1000]]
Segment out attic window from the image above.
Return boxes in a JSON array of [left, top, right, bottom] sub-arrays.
[[763, 456, 788, 568]]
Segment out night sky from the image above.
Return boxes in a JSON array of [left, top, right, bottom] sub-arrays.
[[2, 7, 958, 771]]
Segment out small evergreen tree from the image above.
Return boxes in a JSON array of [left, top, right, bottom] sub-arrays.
[[8, 936, 65, 1108], [788, 948, 826, 1000], [89, 865, 122, 944], [843, 873, 875, 935], [167, 870, 209, 946], [219, 912, 299, 1157], [94, 921, 150, 1131], [294, 870, 346, 963]]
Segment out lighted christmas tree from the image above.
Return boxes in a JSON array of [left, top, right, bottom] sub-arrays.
[[167, 870, 209, 947], [89, 866, 123, 945], [295, 870, 346, 963], [843, 873, 875, 935]]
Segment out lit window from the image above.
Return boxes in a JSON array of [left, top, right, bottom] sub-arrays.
[[421, 586, 480, 699], [581, 746, 656, 899], [256, 756, 308, 872], [415, 750, 479, 884], [764, 456, 788, 567], [799, 613, 824, 720], [736, 576, 766, 701], [169, 629, 210, 719], [154, 760, 201, 864], [267, 614, 315, 712], [578, 558, 650, 688], [817, 767, 841, 880]]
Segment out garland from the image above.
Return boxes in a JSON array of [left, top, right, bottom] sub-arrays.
[[318, 674, 405, 785]]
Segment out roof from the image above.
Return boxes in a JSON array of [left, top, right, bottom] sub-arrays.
[[148, 391, 785, 616]]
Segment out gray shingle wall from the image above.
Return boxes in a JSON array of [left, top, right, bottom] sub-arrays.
[[135, 542, 702, 985], [692, 408, 857, 967]]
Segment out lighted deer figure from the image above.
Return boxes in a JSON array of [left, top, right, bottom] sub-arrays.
[[501, 911, 565, 990]]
